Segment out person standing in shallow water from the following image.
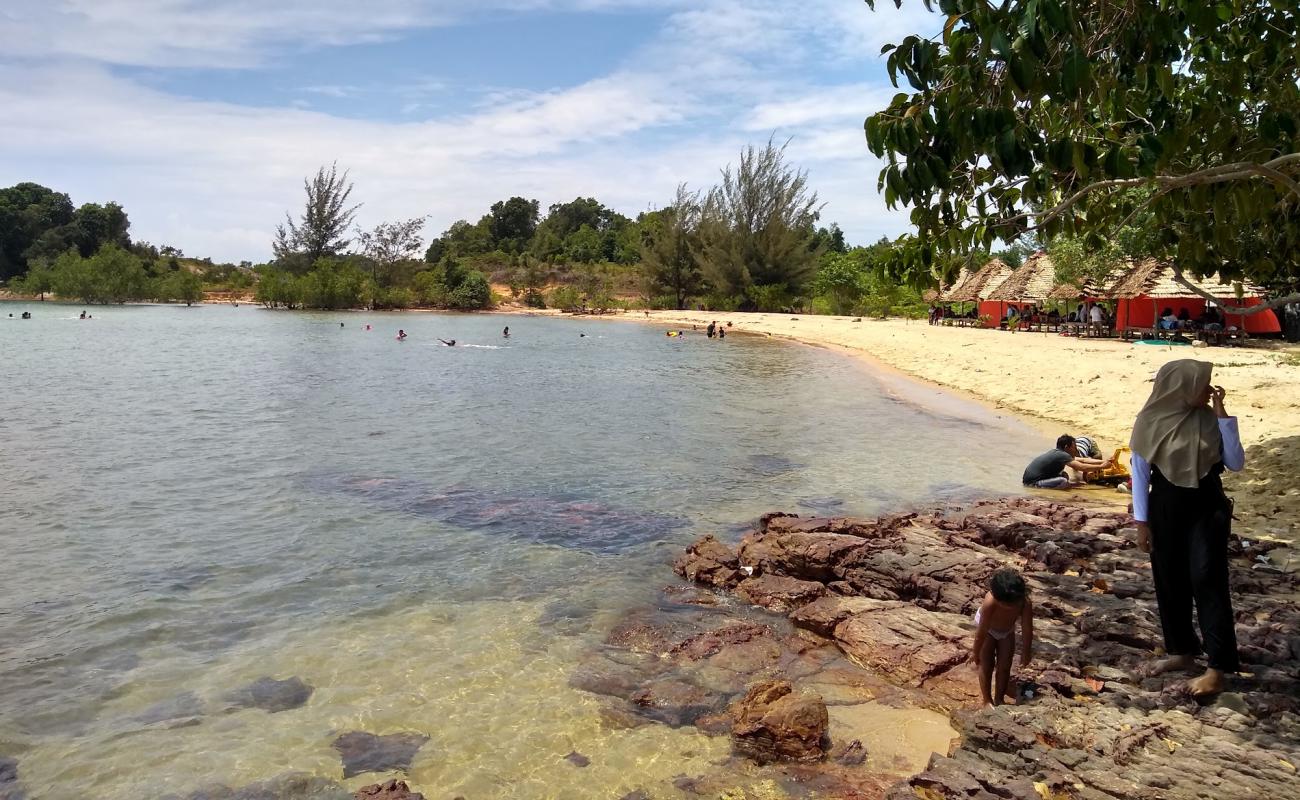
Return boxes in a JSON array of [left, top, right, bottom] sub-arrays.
[[1130, 359, 1246, 696]]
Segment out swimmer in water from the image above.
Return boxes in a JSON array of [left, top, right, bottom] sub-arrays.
[[397, 330, 408, 341], [340, 322, 345, 328], [503, 326, 510, 338], [79, 310, 86, 319], [438, 338, 456, 346], [365, 324, 372, 331]]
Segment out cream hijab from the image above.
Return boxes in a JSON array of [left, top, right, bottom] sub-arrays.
[[1130, 360, 1222, 488]]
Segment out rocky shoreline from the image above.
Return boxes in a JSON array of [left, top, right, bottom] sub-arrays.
[[575, 496, 1300, 799], [5, 497, 1295, 799]]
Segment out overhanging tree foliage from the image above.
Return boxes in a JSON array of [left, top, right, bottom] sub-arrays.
[[864, 0, 1300, 312]]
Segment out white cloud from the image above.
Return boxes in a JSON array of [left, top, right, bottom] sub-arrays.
[[0, 0, 935, 261], [0, 0, 691, 67]]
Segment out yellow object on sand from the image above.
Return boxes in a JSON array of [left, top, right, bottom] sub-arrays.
[[1095, 447, 1131, 481]]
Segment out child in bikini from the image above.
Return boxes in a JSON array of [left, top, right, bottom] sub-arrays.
[[972, 568, 1035, 707]]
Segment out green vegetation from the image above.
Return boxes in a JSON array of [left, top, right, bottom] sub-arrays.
[[11, 243, 208, 305], [864, 0, 1300, 311]]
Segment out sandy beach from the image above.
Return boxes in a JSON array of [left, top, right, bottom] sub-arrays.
[[510, 307, 1300, 559]]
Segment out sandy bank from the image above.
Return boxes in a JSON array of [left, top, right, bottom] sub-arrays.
[[507, 307, 1300, 556]]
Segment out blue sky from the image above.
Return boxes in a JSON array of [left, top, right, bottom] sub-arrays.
[[0, 1, 938, 262]]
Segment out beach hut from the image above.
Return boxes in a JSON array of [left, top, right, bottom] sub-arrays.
[[1102, 260, 1281, 335], [985, 252, 1058, 321], [945, 258, 1013, 326]]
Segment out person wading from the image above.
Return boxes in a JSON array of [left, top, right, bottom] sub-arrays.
[[1130, 360, 1246, 696]]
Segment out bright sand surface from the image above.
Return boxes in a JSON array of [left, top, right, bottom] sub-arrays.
[[508, 308, 1300, 562]]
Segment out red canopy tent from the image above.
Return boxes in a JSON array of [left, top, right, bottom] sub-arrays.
[[1102, 260, 1281, 335]]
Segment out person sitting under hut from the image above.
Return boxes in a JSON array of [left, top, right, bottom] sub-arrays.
[[1160, 307, 1180, 330], [1022, 435, 1113, 489], [1197, 306, 1223, 330]]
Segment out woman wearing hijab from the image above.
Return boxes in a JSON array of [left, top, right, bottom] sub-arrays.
[[1130, 360, 1246, 696]]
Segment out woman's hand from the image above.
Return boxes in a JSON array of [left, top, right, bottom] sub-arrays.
[[1135, 521, 1153, 553], [1211, 385, 1228, 418]]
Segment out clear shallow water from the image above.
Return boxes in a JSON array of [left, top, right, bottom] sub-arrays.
[[0, 302, 1042, 798]]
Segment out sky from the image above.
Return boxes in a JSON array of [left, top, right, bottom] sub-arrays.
[[0, 0, 940, 263]]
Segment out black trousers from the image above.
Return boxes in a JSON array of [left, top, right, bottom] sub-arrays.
[[1148, 467, 1240, 672]]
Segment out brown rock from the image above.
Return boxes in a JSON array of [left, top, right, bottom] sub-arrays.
[[353, 779, 424, 800], [673, 535, 741, 589], [790, 595, 894, 637], [738, 531, 866, 582], [832, 601, 974, 702], [730, 680, 829, 764], [734, 574, 826, 612]]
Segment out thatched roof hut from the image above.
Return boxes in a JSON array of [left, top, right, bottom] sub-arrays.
[[987, 252, 1057, 302], [1098, 259, 1281, 334], [941, 259, 1013, 302], [1100, 259, 1267, 300]]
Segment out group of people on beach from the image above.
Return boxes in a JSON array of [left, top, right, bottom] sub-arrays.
[[984, 360, 1244, 705], [1159, 305, 1225, 332]]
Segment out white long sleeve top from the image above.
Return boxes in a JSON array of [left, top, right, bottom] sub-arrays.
[[1130, 417, 1245, 522]]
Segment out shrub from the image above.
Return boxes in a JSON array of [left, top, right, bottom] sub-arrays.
[[745, 283, 793, 311], [448, 270, 492, 309], [549, 285, 583, 311]]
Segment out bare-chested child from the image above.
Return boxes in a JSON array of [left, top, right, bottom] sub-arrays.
[[972, 568, 1034, 707]]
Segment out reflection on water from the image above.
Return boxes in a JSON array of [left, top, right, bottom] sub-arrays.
[[0, 303, 1040, 798]]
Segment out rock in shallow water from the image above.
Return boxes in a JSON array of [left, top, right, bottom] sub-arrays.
[[729, 680, 829, 765], [332, 732, 430, 779], [225, 677, 313, 713], [564, 751, 591, 767], [353, 779, 424, 800], [162, 772, 350, 799], [307, 475, 685, 554], [0, 756, 23, 800]]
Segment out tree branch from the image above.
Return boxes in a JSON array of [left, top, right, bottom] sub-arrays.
[[994, 152, 1300, 234], [1169, 266, 1300, 315]]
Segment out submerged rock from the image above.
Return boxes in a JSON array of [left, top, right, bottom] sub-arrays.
[[332, 732, 429, 779], [225, 677, 313, 713], [163, 772, 349, 799], [729, 680, 829, 764], [353, 780, 424, 800], [307, 475, 685, 554], [0, 756, 22, 800], [563, 751, 591, 767], [135, 691, 206, 727]]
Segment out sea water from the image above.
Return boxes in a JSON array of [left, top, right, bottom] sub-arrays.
[[0, 303, 1042, 798]]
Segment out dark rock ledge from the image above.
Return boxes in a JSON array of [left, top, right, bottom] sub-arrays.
[[575, 497, 1300, 799]]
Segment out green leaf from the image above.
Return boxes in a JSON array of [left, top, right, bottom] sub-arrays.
[[943, 14, 961, 44]]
